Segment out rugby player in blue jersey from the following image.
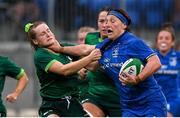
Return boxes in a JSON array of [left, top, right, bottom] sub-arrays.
[[154, 23, 180, 117], [95, 9, 167, 117]]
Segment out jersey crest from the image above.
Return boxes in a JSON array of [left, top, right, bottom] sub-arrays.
[[169, 57, 177, 66]]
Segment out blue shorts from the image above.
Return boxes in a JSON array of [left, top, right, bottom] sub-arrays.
[[122, 91, 167, 117], [168, 98, 180, 116], [122, 100, 167, 117]]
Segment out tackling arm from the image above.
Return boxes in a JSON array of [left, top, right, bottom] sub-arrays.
[[59, 44, 95, 56], [48, 49, 101, 76]]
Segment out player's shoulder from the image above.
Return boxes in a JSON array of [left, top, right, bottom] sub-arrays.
[[0, 56, 11, 64], [87, 32, 100, 36], [86, 32, 100, 40], [0, 55, 8, 60], [171, 50, 180, 57], [34, 48, 49, 60], [123, 32, 140, 44], [176, 50, 180, 54], [34, 48, 45, 55]]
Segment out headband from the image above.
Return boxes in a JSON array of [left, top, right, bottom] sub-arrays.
[[25, 23, 33, 33], [108, 10, 128, 25]]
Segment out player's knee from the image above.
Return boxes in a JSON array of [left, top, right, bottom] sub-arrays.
[[47, 114, 60, 117], [83, 102, 105, 117]]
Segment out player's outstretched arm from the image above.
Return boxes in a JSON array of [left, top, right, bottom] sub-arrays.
[[6, 73, 29, 103], [48, 49, 101, 76], [59, 44, 95, 56]]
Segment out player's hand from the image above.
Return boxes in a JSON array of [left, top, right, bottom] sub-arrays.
[[78, 68, 87, 80], [6, 92, 18, 103], [119, 72, 139, 85], [48, 40, 62, 53], [88, 49, 101, 61]]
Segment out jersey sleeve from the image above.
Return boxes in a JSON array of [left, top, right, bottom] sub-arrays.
[[129, 39, 156, 62], [34, 49, 57, 73], [61, 43, 79, 61], [3, 57, 25, 80]]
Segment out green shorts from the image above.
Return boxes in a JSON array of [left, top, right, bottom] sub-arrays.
[[0, 112, 6, 117], [39, 96, 88, 117], [81, 93, 121, 117], [0, 102, 6, 117]]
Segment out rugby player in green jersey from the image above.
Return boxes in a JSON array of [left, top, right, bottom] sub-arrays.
[[80, 8, 121, 117], [25, 21, 101, 117], [0, 56, 28, 116], [53, 8, 121, 117], [76, 26, 96, 102]]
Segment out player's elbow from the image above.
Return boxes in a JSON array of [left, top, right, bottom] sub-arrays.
[[156, 60, 162, 70], [153, 56, 162, 71], [62, 72, 70, 76], [60, 69, 73, 76], [147, 55, 161, 72]]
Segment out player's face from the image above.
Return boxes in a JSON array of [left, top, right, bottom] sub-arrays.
[[156, 30, 174, 54], [77, 32, 87, 44], [33, 23, 56, 48], [98, 11, 108, 38], [106, 15, 126, 40]]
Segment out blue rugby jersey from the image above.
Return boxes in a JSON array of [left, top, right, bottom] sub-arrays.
[[154, 49, 180, 101], [96, 31, 166, 113]]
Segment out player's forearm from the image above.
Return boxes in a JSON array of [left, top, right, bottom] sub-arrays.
[[13, 73, 28, 96], [59, 44, 95, 56], [85, 61, 99, 71], [60, 55, 94, 76], [138, 55, 161, 81]]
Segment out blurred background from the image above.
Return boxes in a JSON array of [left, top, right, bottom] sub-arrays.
[[0, 0, 179, 116]]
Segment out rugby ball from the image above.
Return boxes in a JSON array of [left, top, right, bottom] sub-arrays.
[[119, 58, 144, 76]]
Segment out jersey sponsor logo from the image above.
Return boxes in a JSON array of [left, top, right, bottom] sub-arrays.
[[169, 57, 177, 66], [101, 62, 123, 69], [104, 58, 110, 62], [161, 65, 167, 69], [156, 69, 178, 75]]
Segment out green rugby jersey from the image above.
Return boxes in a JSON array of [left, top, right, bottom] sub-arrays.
[[0, 56, 24, 112], [85, 32, 119, 98], [85, 32, 103, 45], [34, 48, 80, 99], [62, 43, 89, 101]]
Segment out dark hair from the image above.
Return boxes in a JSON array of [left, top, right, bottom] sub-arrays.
[[26, 21, 45, 49], [109, 9, 131, 31], [160, 22, 175, 41], [97, 7, 111, 20], [155, 22, 175, 43], [99, 7, 111, 13]]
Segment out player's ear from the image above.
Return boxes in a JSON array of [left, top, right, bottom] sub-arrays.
[[122, 23, 127, 29], [33, 39, 38, 45]]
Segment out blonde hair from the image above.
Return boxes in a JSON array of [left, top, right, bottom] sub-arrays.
[[25, 21, 46, 49], [78, 26, 96, 35]]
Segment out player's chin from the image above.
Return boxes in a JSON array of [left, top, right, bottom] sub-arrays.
[[45, 43, 54, 48]]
